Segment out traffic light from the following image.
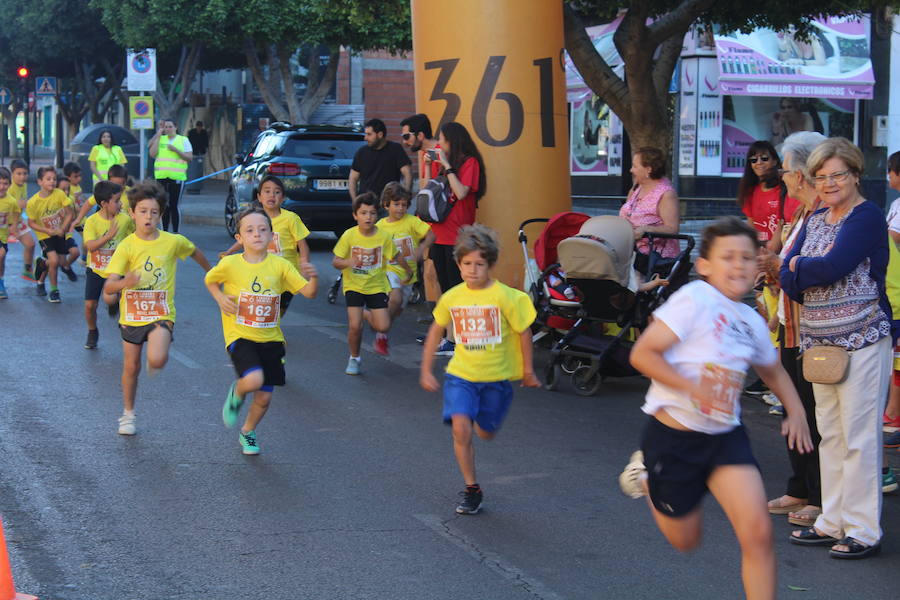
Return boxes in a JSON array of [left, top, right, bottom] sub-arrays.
[[16, 66, 28, 78]]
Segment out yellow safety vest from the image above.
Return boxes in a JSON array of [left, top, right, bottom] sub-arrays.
[[154, 134, 189, 181]]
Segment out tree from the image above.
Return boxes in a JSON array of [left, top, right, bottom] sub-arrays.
[[563, 0, 883, 163]]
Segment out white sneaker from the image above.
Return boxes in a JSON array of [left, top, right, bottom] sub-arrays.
[[345, 357, 360, 375], [118, 413, 136, 435], [762, 392, 781, 407], [619, 450, 647, 499]]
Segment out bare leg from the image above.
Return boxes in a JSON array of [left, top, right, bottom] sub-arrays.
[[121, 341, 142, 412], [242, 390, 273, 433], [388, 288, 403, 321], [46, 250, 59, 287], [145, 323, 172, 370], [85, 299, 98, 330], [451, 415, 477, 485], [21, 233, 34, 270], [347, 307, 363, 357], [364, 307, 391, 333]]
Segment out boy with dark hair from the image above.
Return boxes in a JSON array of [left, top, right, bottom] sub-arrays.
[[26, 166, 73, 302], [0, 167, 18, 299], [8, 159, 37, 281]]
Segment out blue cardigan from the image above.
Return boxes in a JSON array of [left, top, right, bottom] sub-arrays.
[[780, 200, 896, 340]]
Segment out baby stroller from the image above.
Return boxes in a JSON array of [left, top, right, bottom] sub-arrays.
[[517, 212, 591, 340], [543, 215, 694, 396]]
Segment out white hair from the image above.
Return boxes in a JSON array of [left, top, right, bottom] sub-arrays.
[[781, 131, 827, 179]]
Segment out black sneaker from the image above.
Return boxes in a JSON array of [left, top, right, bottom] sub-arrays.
[[84, 329, 99, 349], [34, 257, 47, 282], [36, 282, 47, 296], [416, 334, 426, 344], [456, 485, 483, 515], [61, 265, 77, 282], [745, 378, 768, 396], [48, 289, 61, 303]]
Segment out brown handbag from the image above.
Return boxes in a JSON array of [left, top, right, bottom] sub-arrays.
[[802, 345, 850, 384]]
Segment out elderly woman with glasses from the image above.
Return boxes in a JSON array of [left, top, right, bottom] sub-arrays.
[[780, 137, 893, 559]]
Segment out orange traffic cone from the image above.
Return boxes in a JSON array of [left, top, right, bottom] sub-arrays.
[[0, 519, 37, 600]]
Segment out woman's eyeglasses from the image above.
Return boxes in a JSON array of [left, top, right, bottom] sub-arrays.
[[813, 170, 851, 186], [748, 155, 771, 164]]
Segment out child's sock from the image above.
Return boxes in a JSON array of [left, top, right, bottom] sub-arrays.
[[122, 409, 135, 417], [50, 285, 58, 292]]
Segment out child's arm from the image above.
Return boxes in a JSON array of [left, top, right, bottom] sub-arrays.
[[419, 321, 445, 392], [60, 206, 74, 233], [754, 361, 813, 453], [296, 262, 319, 298], [191, 248, 212, 272], [84, 219, 119, 252], [630, 319, 712, 403], [399, 260, 414, 284], [637, 273, 669, 293], [103, 271, 141, 294], [27, 217, 53, 237], [296, 239, 310, 265], [332, 254, 352, 270], [73, 200, 93, 228], [219, 240, 241, 259], [204, 280, 238, 315], [518, 329, 541, 387], [415, 230, 435, 262]]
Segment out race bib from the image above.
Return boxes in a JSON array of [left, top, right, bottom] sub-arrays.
[[391, 235, 414, 264], [267, 232, 282, 256], [124, 290, 170, 322], [41, 209, 64, 233], [236, 292, 279, 328], [450, 305, 502, 347], [90, 248, 115, 271], [351, 246, 381, 274], [694, 363, 745, 424]]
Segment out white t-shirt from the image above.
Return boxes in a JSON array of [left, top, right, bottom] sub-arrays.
[[887, 198, 900, 234], [641, 280, 777, 434]]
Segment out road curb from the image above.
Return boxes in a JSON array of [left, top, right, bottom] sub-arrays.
[[182, 214, 223, 228]]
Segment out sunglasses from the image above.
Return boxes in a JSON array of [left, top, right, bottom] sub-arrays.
[[748, 155, 771, 164], [401, 132, 413, 140]]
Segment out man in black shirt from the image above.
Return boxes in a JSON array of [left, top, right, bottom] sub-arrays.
[[187, 121, 209, 156], [349, 118, 412, 201]]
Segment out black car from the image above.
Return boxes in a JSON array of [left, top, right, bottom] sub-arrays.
[[225, 122, 365, 236]]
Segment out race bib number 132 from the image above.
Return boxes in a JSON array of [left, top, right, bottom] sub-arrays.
[[450, 305, 501, 346]]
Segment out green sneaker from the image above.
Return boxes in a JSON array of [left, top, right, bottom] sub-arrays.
[[239, 430, 260, 455], [883, 467, 898, 494], [222, 381, 245, 428]]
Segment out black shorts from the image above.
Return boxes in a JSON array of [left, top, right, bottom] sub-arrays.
[[227, 338, 286, 387], [640, 416, 758, 518], [84, 269, 106, 301], [39, 236, 67, 256], [65, 237, 77, 252], [119, 320, 174, 345], [0, 241, 7, 252], [345, 290, 388, 309], [281, 291, 294, 313]]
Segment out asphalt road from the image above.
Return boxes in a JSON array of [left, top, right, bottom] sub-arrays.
[[0, 223, 897, 600]]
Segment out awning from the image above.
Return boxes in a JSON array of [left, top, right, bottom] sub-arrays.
[[714, 16, 874, 100]]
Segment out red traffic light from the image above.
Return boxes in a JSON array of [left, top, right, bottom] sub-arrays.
[[16, 67, 28, 78]]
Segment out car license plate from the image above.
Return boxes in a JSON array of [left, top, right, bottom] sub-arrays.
[[315, 179, 349, 190]]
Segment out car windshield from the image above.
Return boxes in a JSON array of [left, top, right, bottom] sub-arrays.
[[280, 135, 364, 160]]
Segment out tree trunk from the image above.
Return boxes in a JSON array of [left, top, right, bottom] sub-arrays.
[[298, 48, 340, 123], [0, 104, 20, 158], [244, 39, 290, 122], [154, 44, 203, 121]]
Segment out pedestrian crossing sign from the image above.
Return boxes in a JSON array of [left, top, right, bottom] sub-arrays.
[[35, 76, 56, 96]]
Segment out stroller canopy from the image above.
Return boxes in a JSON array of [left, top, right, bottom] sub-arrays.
[[533, 211, 591, 271], [556, 216, 637, 291]]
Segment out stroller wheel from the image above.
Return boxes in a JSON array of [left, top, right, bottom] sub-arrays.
[[572, 365, 602, 396], [544, 363, 560, 391], [560, 355, 581, 374]]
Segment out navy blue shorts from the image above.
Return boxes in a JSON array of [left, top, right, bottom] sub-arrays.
[[640, 416, 758, 518], [442, 373, 513, 433], [228, 338, 286, 388], [84, 268, 106, 301]]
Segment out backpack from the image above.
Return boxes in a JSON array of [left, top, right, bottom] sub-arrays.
[[414, 176, 455, 223]]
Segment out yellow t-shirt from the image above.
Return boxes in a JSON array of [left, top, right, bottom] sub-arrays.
[[105, 231, 196, 326], [376, 214, 430, 284], [82, 211, 135, 277], [333, 226, 397, 295], [433, 281, 537, 382], [268, 209, 310, 266], [25, 189, 73, 240], [0, 195, 19, 239], [205, 253, 308, 347], [8, 182, 26, 205], [88, 185, 131, 210]]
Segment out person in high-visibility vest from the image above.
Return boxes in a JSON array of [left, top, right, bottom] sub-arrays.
[[149, 119, 193, 232]]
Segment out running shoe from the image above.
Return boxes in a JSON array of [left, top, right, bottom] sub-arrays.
[[345, 357, 360, 375], [0, 280, 7, 300], [84, 329, 99, 349], [33, 257, 46, 282], [35, 282, 46, 296], [416, 334, 426, 344], [619, 450, 647, 499], [744, 378, 768, 396], [883, 467, 898, 494], [239, 430, 260, 455], [374, 333, 389, 356], [435, 339, 456, 356], [762, 392, 781, 407], [884, 413, 900, 433], [884, 430, 900, 449], [20, 269, 36, 282], [48, 289, 61, 303], [456, 485, 483, 515], [60, 265, 77, 282], [222, 381, 245, 428], [117, 413, 136, 435], [768, 404, 785, 416]]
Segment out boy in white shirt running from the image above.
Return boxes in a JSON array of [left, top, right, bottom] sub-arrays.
[[619, 217, 812, 600]]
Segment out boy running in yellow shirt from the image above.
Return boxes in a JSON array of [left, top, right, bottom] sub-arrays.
[[220, 175, 310, 316], [420, 224, 540, 515], [82, 181, 133, 350], [73, 164, 130, 228], [332, 192, 411, 375], [375, 182, 433, 355], [26, 167, 74, 302], [0, 167, 19, 299], [206, 207, 318, 454], [8, 159, 37, 281], [54, 175, 81, 282], [103, 181, 211, 435]]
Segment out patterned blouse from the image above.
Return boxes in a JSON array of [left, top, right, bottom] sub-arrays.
[[619, 178, 679, 258], [797, 208, 891, 351]]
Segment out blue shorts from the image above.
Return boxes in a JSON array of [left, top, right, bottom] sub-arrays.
[[442, 373, 513, 433]]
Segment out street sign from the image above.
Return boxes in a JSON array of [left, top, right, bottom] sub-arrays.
[[127, 49, 157, 92], [129, 96, 154, 129], [0, 88, 10, 105], [35, 76, 56, 96]]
